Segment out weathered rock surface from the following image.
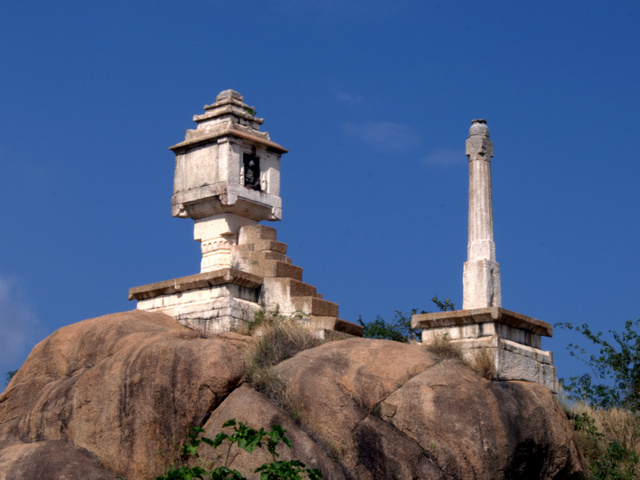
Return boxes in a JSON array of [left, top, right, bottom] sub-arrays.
[[0, 310, 587, 479]]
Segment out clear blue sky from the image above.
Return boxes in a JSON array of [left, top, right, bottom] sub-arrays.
[[1, 1, 638, 386]]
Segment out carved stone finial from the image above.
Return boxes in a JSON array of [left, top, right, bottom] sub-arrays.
[[216, 89, 244, 102], [469, 119, 490, 137]]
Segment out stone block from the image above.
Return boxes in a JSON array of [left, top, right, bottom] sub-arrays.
[[238, 224, 278, 243], [455, 338, 558, 392], [413, 307, 557, 391], [311, 316, 364, 337], [420, 322, 542, 349], [292, 297, 339, 317]]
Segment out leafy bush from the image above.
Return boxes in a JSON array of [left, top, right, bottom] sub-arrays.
[[556, 319, 640, 412], [4, 370, 17, 387], [156, 419, 321, 480], [358, 296, 455, 343], [557, 319, 640, 478]]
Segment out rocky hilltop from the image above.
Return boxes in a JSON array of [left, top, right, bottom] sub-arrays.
[[0, 310, 586, 479]]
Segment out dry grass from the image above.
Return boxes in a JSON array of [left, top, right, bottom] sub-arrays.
[[564, 401, 640, 478], [246, 311, 322, 368], [423, 334, 463, 360], [423, 335, 496, 379], [467, 347, 496, 380], [573, 403, 640, 452], [243, 310, 322, 421]]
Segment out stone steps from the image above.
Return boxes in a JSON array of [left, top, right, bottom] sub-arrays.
[[291, 296, 339, 318], [232, 224, 361, 335]]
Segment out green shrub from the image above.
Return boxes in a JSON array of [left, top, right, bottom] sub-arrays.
[[556, 319, 640, 413], [358, 296, 455, 343], [557, 318, 640, 479], [4, 370, 17, 387], [156, 419, 321, 480]]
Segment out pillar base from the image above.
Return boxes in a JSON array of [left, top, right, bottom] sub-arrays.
[[412, 307, 557, 392]]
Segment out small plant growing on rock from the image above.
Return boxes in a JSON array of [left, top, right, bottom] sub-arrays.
[[4, 370, 17, 387], [468, 347, 496, 380], [156, 419, 321, 480], [422, 333, 462, 359], [245, 310, 321, 419]]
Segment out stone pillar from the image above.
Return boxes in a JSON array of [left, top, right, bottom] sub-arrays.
[[462, 119, 502, 309]]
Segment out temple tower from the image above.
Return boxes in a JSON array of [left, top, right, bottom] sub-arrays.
[[129, 90, 362, 338], [170, 89, 287, 272], [463, 119, 502, 309]]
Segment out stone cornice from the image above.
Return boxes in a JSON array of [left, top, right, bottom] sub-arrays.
[[128, 268, 263, 301], [411, 307, 552, 337], [169, 125, 288, 154]]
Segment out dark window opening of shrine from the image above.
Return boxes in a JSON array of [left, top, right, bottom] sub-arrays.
[[243, 153, 261, 191]]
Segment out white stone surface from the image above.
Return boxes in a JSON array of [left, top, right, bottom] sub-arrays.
[[463, 119, 502, 309], [425, 332, 558, 392], [421, 322, 542, 349], [138, 284, 260, 334], [170, 90, 287, 273], [194, 214, 257, 271]]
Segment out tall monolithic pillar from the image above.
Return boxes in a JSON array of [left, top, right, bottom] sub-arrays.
[[462, 119, 502, 309]]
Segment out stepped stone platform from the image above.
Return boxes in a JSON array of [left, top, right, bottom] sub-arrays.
[[130, 225, 363, 338], [412, 307, 557, 392]]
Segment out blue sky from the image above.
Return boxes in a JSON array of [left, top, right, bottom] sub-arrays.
[[1, 1, 638, 386]]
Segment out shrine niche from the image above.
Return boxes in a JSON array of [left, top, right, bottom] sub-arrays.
[[242, 150, 261, 191]]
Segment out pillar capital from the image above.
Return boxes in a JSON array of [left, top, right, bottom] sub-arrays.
[[466, 136, 493, 161]]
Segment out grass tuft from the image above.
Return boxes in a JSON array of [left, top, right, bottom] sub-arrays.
[[244, 310, 322, 422], [563, 401, 640, 479], [468, 347, 496, 380], [423, 336, 496, 380], [423, 334, 463, 360]]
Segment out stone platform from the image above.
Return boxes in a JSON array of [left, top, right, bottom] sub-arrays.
[[411, 307, 557, 392], [130, 225, 363, 338]]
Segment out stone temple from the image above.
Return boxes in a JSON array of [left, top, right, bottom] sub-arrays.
[[129, 90, 363, 338], [412, 120, 558, 392]]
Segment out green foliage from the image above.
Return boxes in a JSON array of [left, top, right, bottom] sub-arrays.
[[255, 460, 321, 480], [4, 370, 17, 386], [430, 295, 456, 312], [156, 420, 321, 480], [358, 311, 418, 343], [573, 412, 639, 480], [556, 319, 640, 412], [244, 107, 257, 116], [358, 296, 455, 343]]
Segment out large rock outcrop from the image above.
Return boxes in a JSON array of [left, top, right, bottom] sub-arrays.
[[0, 310, 587, 479]]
